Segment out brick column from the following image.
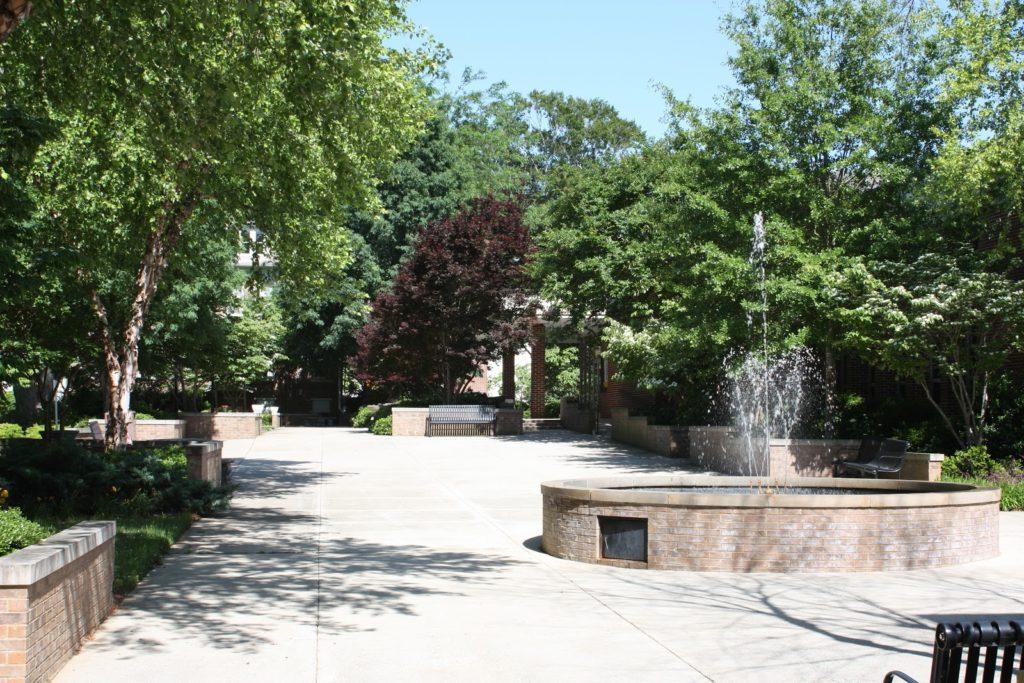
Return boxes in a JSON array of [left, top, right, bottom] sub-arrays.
[[530, 323, 546, 418], [501, 348, 516, 403]]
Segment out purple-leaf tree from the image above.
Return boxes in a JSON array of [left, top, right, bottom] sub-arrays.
[[354, 197, 534, 402]]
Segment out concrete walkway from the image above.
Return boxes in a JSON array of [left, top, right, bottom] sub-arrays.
[[57, 428, 1024, 683]]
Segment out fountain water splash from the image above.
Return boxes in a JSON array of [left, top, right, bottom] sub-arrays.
[[726, 212, 817, 481]]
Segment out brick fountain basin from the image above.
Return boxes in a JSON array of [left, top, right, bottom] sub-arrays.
[[541, 475, 1001, 572]]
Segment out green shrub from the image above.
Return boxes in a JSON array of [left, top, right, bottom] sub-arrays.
[[942, 445, 1002, 479], [998, 481, 1024, 511], [370, 415, 392, 436], [0, 507, 49, 556], [0, 390, 13, 421], [943, 475, 1024, 511], [0, 423, 24, 439], [351, 404, 380, 429], [261, 412, 273, 429], [0, 440, 230, 517], [133, 412, 156, 421]]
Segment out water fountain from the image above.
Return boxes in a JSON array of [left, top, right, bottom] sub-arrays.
[[540, 213, 1000, 572]]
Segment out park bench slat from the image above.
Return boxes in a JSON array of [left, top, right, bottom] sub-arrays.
[[427, 405, 496, 436], [886, 621, 1024, 683]]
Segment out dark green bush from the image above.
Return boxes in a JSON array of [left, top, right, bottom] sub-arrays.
[[942, 445, 1002, 479], [370, 415, 392, 436], [351, 404, 379, 429], [0, 440, 229, 517], [0, 507, 49, 556]]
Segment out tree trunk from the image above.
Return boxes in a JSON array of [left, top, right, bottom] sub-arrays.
[[0, 0, 31, 43], [34, 368, 53, 439], [88, 193, 198, 450], [915, 377, 966, 450]]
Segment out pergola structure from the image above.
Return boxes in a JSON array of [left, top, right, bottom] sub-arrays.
[[499, 314, 604, 419]]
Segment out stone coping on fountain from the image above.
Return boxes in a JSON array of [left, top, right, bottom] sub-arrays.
[[541, 475, 1001, 572], [541, 475, 999, 509]]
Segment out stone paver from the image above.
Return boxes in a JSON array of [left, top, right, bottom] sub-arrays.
[[56, 428, 1024, 683]]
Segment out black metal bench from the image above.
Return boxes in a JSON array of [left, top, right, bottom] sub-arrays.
[[427, 405, 496, 437], [885, 621, 1024, 683], [836, 437, 910, 478]]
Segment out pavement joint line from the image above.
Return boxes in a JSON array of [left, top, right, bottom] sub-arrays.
[[412, 448, 714, 681], [314, 431, 325, 683]]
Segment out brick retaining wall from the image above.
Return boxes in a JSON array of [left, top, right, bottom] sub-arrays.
[[181, 413, 262, 440], [559, 398, 595, 434], [391, 408, 428, 437], [134, 419, 186, 441], [494, 409, 523, 436], [609, 408, 687, 457], [0, 522, 116, 681], [688, 426, 944, 481]]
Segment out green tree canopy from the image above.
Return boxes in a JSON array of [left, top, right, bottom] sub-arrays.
[[0, 1, 438, 447]]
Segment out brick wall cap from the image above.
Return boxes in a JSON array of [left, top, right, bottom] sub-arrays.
[[541, 475, 999, 509], [0, 521, 116, 586], [391, 407, 429, 413], [908, 452, 945, 462], [135, 438, 222, 452], [770, 438, 862, 447], [180, 412, 261, 419], [135, 419, 186, 426]]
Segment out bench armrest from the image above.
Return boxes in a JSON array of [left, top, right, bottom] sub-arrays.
[[883, 671, 918, 683]]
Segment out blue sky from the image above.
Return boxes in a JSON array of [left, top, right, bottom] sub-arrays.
[[406, 1, 737, 138]]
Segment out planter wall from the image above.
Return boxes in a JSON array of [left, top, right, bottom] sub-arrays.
[[494, 409, 524, 436], [687, 426, 943, 481], [559, 398, 596, 435], [180, 413, 262, 440], [135, 439, 224, 486], [0, 521, 116, 682], [134, 419, 186, 441], [609, 408, 688, 457], [391, 408, 428, 436]]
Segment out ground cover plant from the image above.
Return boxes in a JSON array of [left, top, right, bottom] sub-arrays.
[[31, 512, 193, 595], [941, 446, 1024, 511], [0, 439, 231, 593]]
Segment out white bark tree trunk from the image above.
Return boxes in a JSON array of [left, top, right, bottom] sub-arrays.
[[89, 194, 198, 450]]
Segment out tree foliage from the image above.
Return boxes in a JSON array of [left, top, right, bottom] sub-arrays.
[[0, 1, 437, 447], [831, 253, 1024, 447], [354, 197, 534, 401]]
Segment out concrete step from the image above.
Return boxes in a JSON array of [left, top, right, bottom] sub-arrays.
[[523, 418, 562, 432]]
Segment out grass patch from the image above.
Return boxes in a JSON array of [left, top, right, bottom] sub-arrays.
[[942, 476, 1024, 511], [36, 512, 194, 595], [111, 512, 193, 594]]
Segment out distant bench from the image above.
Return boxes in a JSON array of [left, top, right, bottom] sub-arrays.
[[427, 405, 496, 437]]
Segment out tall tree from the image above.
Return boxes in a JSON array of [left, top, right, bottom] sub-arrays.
[[1, 1, 437, 448], [705, 0, 948, 382], [354, 197, 534, 401]]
